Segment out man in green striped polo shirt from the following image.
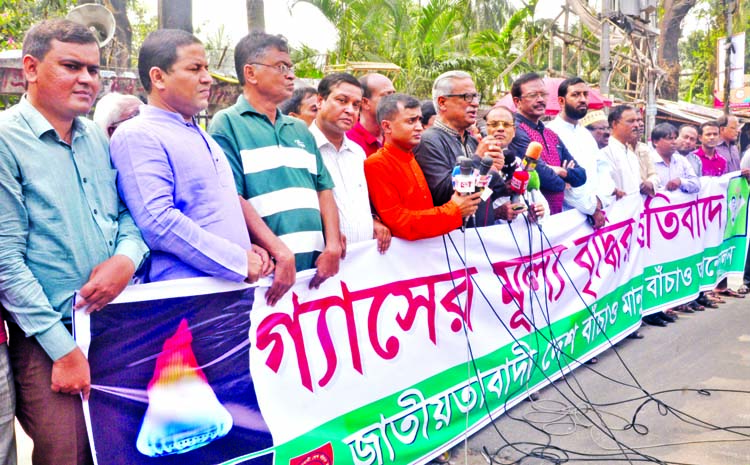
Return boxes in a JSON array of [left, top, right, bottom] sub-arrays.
[[210, 31, 343, 290]]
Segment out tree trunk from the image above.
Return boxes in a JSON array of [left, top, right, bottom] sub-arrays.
[[159, 0, 192, 32], [105, 0, 132, 68], [246, 0, 265, 32], [657, 0, 697, 100]]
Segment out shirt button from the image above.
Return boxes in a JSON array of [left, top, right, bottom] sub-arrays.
[[109, 241, 114, 246], [93, 209, 98, 215], [82, 177, 87, 183]]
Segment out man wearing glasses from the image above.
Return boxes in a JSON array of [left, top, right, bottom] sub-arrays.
[[209, 32, 342, 293], [414, 70, 509, 226], [508, 73, 586, 215]]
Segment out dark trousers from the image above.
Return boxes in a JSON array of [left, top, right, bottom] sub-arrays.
[[8, 323, 92, 465], [744, 247, 750, 286]]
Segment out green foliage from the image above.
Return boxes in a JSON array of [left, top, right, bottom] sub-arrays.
[[679, 0, 723, 104], [0, 0, 72, 50]]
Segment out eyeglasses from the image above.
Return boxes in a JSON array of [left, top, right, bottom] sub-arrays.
[[444, 92, 481, 103], [250, 62, 295, 75], [520, 92, 549, 100], [486, 121, 514, 130]]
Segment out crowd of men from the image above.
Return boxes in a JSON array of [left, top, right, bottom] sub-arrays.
[[0, 19, 749, 465]]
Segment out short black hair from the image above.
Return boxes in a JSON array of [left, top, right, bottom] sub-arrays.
[[317, 73, 361, 100], [377, 93, 420, 124], [511, 72, 543, 99], [651, 122, 678, 143], [699, 120, 720, 135], [558, 76, 586, 98], [279, 87, 318, 115], [608, 104, 634, 126], [138, 29, 201, 93], [234, 31, 289, 86], [23, 19, 97, 61], [420, 100, 436, 126]]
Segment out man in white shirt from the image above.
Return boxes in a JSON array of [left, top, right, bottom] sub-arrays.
[[600, 105, 656, 198], [650, 123, 700, 194], [547, 77, 611, 228], [310, 72, 391, 254]]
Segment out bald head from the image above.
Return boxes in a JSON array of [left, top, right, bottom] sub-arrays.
[[360, 73, 395, 121]]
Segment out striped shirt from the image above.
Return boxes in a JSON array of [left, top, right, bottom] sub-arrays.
[[209, 96, 335, 272]]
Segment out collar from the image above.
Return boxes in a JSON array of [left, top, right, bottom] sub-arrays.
[[433, 118, 462, 138], [515, 112, 545, 131], [235, 94, 290, 126], [552, 115, 580, 130], [18, 95, 88, 141], [351, 121, 378, 145], [608, 136, 632, 154], [140, 104, 198, 126], [382, 142, 415, 162], [310, 120, 356, 152]]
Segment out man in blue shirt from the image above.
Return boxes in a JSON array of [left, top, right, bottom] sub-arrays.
[[0, 20, 148, 464], [110, 29, 275, 285]]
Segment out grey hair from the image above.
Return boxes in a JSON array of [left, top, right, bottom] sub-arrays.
[[432, 70, 472, 109]]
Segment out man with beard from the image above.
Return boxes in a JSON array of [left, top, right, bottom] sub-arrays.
[[547, 77, 611, 228], [309, 72, 391, 254], [508, 73, 586, 215], [676, 124, 702, 176], [414, 71, 509, 226]]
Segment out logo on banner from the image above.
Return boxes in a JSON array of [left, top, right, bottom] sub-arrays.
[[290, 442, 333, 465]]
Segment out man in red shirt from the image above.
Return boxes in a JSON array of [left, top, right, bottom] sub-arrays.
[[347, 73, 395, 156], [364, 94, 480, 240], [693, 121, 727, 177]]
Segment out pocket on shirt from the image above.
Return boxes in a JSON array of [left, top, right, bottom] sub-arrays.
[[91, 168, 121, 218]]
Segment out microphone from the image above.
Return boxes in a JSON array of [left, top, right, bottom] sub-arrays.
[[522, 141, 543, 171], [509, 170, 529, 211], [527, 170, 540, 191], [452, 156, 475, 195], [475, 156, 494, 200]]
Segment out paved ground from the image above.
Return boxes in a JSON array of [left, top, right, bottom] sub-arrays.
[[14, 280, 750, 465], [444, 277, 750, 465]]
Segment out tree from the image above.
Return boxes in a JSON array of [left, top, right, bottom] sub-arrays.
[[158, 0, 192, 32], [247, 0, 265, 32], [657, 0, 698, 100]]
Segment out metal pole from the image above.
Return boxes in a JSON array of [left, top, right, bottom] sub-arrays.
[[600, 0, 611, 98], [723, 0, 733, 114]]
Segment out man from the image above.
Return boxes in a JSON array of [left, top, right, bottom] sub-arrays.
[[484, 105, 546, 221], [601, 105, 657, 198], [582, 110, 610, 149], [694, 121, 727, 177], [716, 114, 741, 172], [346, 73, 395, 156], [676, 124, 702, 176], [650, 123, 700, 194], [209, 32, 341, 290], [547, 77, 610, 228], [631, 110, 661, 193], [279, 86, 318, 126], [415, 71, 531, 225], [92, 92, 141, 138], [508, 72, 586, 215], [310, 72, 391, 253], [0, 20, 148, 464], [364, 93, 480, 239], [110, 29, 272, 286]]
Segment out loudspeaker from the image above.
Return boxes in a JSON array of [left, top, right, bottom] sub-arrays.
[[67, 4, 116, 48]]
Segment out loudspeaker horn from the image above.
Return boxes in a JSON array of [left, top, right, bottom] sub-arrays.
[[67, 4, 116, 48]]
